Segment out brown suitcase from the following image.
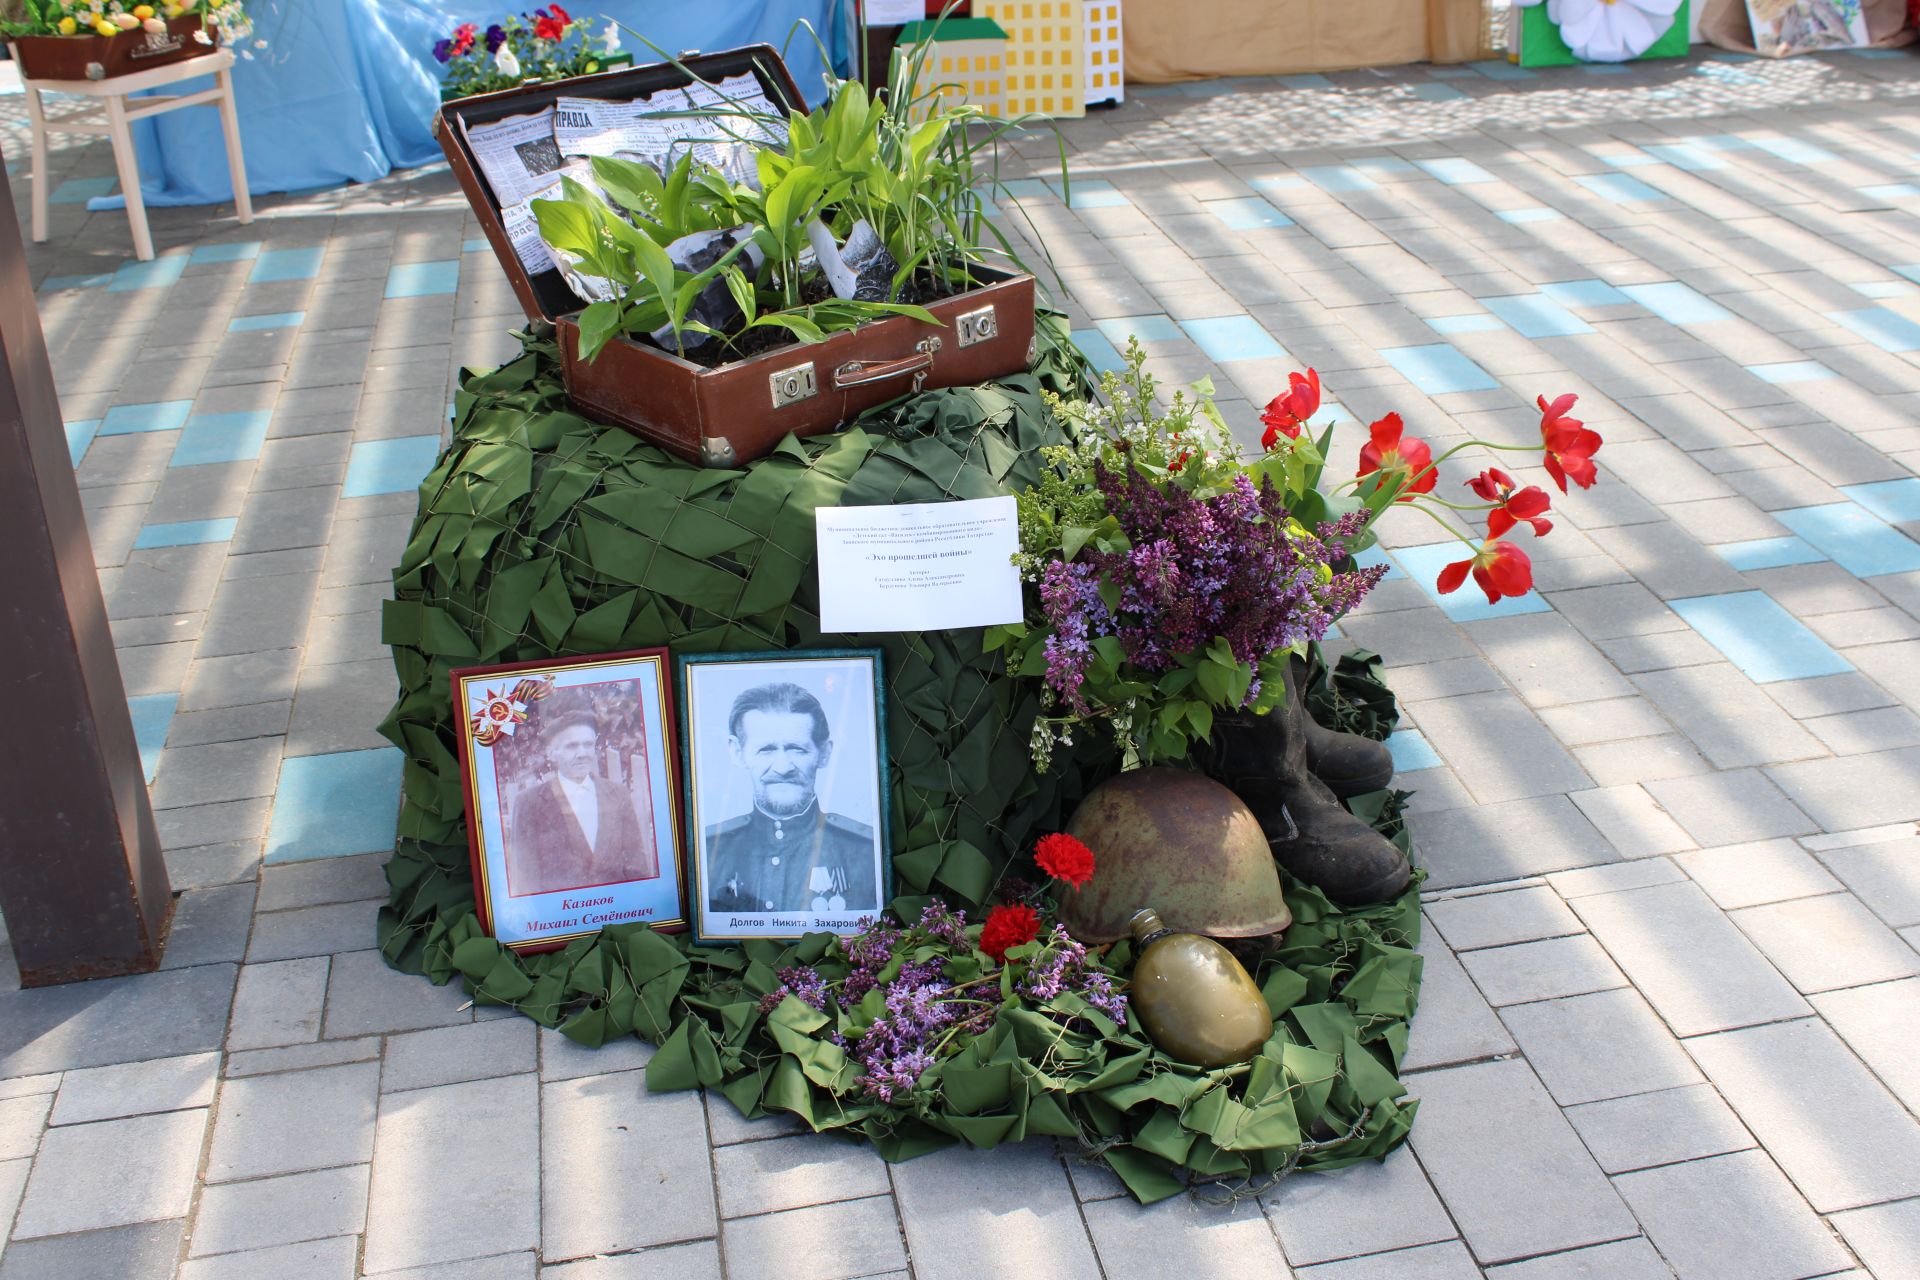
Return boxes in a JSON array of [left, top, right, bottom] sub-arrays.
[[10, 15, 219, 82], [435, 45, 1038, 468]]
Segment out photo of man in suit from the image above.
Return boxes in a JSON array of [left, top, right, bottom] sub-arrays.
[[505, 707, 658, 897], [703, 681, 878, 915]]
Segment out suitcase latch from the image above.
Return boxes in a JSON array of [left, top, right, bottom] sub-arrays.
[[956, 306, 998, 348], [769, 363, 818, 408]]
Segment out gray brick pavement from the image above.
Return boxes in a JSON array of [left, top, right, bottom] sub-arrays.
[[7, 39, 1920, 1280]]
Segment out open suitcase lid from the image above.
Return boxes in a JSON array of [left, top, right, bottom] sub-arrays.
[[434, 45, 810, 327]]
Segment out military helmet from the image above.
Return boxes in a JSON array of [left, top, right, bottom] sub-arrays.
[[1057, 767, 1292, 944]]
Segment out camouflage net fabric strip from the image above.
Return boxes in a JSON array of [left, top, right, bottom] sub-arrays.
[[375, 321, 1424, 1201]]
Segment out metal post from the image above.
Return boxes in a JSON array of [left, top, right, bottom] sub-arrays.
[[0, 164, 172, 984]]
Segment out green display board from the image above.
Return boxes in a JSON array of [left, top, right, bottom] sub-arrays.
[[1514, 1, 1691, 68]]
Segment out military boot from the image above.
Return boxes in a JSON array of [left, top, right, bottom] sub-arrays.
[[1202, 662, 1411, 907], [1294, 655, 1396, 798]]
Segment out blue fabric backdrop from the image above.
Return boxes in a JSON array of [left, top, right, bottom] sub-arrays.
[[92, 0, 854, 210]]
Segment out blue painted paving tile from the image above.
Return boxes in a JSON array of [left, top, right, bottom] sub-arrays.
[[1301, 166, 1378, 193], [995, 178, 1051, 201], [1777, 503, 1920, 578], [1072, 328, 1127, 376], [1747, 361, 1837, 385], [1540, 279, 1631, 309], [1427, 313, 1506, 335], [1752, 136, 1835, 164], [40, 273, 113, 292], [1641, 143, 1727, 172], [66, 419, 100, 466], [1470, 60, 1536, 81], [1859, 184, 1920, 201], [1386, 729, 1443, 773], [1620, 282, 1733, 326], [1094, 314, 1183, 346], [1574, 173, 1666, 205], [99, 400, 192, 436], [50, 176, 116, 204], [127, 694, 177, 786], [1827, 307, 1920, 353], [462, 237, 491, 253], [1416, 158, 1497, 186], [265, 747, 406, 862], [1714, 536, 1829, 571], [1278, 73, 1334, 90], [1896, 265, 1920, 286], [1602, 152, 1660, 169], [1380, 343, 1499, 395], [1389, 541, 1553, 623], [385, 260, 460, 299], [228, 311, 304, 333], [171, 410, 272, 467], [1052, 178, 1130, 209], [1497, 207, 1564, 224], [248, 247, 325, 283], [1180, 315, 1285, 363], [344, 435, 441, 498], [188, 241, 261, 264], [133, 517, 237, 550], [1843, 478, 1920, 524], [1483, 294, 1593, 338], [1249, 174, 1310, 194], [1853, 281, 1918, 299], [1206, 197, 1293, 230], [1353, 545, 1405, 580], [107, 255, 188, 292], [1670, 592, 1852, 684], [1577, 63, 1631, 74]]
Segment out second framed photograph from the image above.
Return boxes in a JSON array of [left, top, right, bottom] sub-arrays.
[[453, 649, 686, 953], [678, 649, 892, 945]]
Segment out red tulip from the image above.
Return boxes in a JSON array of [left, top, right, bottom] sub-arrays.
[[1437, 539, 1534, 605], [1356, 412, 1436, 501], [1538, 393, 1602, 493], [1466, 468, 1553, 539], [1260, 368, 1320, 450]]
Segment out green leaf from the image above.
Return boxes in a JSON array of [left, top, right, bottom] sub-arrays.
[[575, 300, 621, 363]]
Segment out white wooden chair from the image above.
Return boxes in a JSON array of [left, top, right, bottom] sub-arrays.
[[16, 46, 252, 262]]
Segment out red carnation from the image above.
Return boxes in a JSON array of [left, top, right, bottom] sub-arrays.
[[1034, 832, 1096, 888], [980, 904, 1041, 962], [1538, 392, 1602, 494], [1356, 412, 1437, 502], [1260, 368, 1320, 449]]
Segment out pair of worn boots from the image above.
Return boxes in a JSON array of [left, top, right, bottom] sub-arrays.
[[1203, 658, 1412, 906]]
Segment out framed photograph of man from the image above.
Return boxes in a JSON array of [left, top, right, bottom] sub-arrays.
[[452, 649, 686, 953], [677, 649, 892, 945]]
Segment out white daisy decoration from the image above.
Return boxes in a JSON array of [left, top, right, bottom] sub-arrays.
[[1513, 0, 1684, 63]]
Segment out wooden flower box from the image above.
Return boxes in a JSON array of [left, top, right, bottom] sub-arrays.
[[11, 14, 216, 81]]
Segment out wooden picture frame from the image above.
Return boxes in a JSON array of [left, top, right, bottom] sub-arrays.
[[452, 648, 687, 953], [676, 648, 892, 945]]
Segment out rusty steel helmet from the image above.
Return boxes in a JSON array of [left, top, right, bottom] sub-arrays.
[[1057, 767, 1292, 944]]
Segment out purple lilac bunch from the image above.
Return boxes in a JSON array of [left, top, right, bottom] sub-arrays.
[[841, 915, 902, 1004], [851, 972, 966, 1103], [1036, 462, 1385, 715], [759, 964, 830, 1015], [1017, 925, 1129, 1024]]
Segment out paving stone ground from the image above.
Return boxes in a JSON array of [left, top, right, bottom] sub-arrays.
[[3, 41, 1920, 1280]]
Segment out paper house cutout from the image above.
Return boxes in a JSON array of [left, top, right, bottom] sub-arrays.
[[1082, 0, 1123, 106], [897, 17, 1010, 118], [976, 0, 1085, 118]]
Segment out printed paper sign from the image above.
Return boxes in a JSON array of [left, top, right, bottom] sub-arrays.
[[815, 496, 1024, 634]]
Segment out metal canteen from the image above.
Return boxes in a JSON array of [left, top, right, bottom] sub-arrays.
[[1058, 767, 1291, 944], [1127, 908, 1273, 1068]]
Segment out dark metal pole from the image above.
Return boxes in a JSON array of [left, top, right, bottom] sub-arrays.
[[0, 164, 171, 984]]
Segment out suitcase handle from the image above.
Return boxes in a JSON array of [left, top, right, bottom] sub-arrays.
[[832, 350, 934, 390]]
